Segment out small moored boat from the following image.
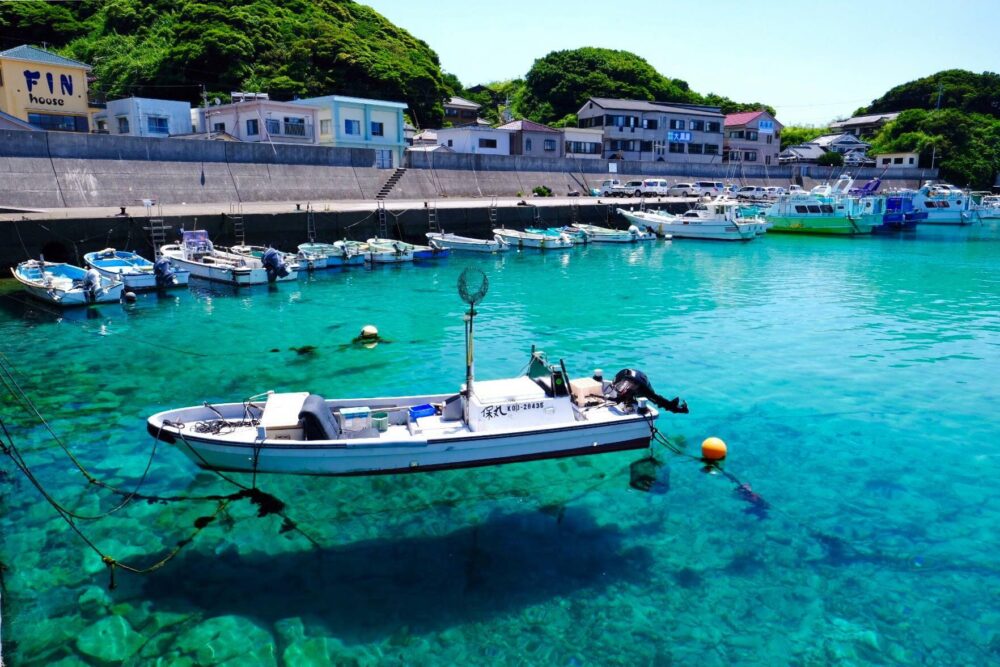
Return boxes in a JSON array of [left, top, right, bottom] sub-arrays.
[[12, 259, 124, 306], [426, 231, 509, 253], [83, 248, 190, 290], [160, 230, 298, 285], [147, 269, 689, 476], [297, 242, 366, 268], [364, 238, 415, 263], [493, 228, 573, 250], [571, 223, 656, 243], [619, 200, 764, 241]]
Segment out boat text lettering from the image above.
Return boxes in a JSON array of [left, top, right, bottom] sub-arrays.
[[480, 401, 545, 420]]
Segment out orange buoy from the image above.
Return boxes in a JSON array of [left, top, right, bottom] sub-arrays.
[[701, 437, 727, 461]]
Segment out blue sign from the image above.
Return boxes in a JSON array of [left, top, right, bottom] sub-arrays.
[[667, 131, 691, 142], [758, 120, 774, 134], [22, 70, 74, 107]]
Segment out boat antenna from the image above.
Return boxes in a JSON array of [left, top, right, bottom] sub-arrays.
[[457, 267, 489, 417]]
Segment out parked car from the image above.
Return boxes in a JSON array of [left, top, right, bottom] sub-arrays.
[[598, 179, 623, 197], [667, 182, 698, 197], [764, 186, 787, 198], [693, 181, 726, 196], [615, 180, 645, 197], [788, 185, 805, 195], [639, 179, 671, 196], [736, 186, 769, 200]]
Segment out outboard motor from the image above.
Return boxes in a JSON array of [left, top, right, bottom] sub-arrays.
[[262, 247, 289, 282], [608, 369, 688, 414], [153, 257, 176, 287], [83, 268, 102, 302]]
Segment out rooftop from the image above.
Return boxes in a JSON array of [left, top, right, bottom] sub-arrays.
[[293, 94, 407, 110], [725, 110, 765, 126], [446, 96, 481, 110], [581, 97, 723, 117], [830, 112, 900, 128], [496, 119, 560, 133], [0, 44, 92, 70], [809, 133, 869, 147]]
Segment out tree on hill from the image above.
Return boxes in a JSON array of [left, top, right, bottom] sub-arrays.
[[519, 47, 700, 125], [780, 126, 827, 149], [0, 0, 452, 126], [867, 109, 1000, 188], [859, 69, 1000, 119]]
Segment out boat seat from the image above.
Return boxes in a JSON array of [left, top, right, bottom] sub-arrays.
[[299, 394, 340, 440]]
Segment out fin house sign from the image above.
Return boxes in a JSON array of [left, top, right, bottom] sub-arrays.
[[23, 70, 75, 107]]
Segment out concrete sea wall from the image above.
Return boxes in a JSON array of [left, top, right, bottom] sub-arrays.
[[0, 131, 938, 210]]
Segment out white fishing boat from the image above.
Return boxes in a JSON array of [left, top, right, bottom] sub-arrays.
[[12, 259, 124, 306], [971, 193, 1000, 220], [619, 199, 765, 241], [160, 230, 298, 285], [228, 245, 305, 273], [83, 248, 190, 290], [147, 269, 688, 476], [571, 223, 656, 243], [493, 228, 573, 250], [364, 238, 416, 263], [426, 231, 509, 253], [297, 242, 365, 268], [911, 182, 972, 224], [368, 237, 449, 261]]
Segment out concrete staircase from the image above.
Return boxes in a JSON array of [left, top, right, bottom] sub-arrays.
[[376, 168, 407, 200]]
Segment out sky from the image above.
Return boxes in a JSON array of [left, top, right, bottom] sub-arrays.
[[362, 0, 1000, 126]]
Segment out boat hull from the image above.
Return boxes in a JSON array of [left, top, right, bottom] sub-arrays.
[[162, 251, 270, 285], [619, 211, 754, 241], [12, 262, 124, 306], [426, 232, 508, 253], [766, 215, 876, 235], [148, 396, 653, 476], [84, 250, 191, 290], [493, 229, 573, 250]]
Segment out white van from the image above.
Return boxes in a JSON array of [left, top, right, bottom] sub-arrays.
[[639, 179, 671, 196]]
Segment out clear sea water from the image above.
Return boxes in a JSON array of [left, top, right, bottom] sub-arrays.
[[1, 225, 999, 666]]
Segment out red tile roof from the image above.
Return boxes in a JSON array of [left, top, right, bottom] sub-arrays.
[[725, 110, 765, 127]]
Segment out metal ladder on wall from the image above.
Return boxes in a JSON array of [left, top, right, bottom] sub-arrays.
[[377, 200, 389, 239], [427, 202, 440, 233], [488, 196, 498, 228], [306, 204, 317, 243], [570, 202, 580, 226], [229, 202, 245, 246]]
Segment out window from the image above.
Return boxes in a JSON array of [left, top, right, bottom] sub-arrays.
[[820, 205, 834, 213], [704, 144, 719, 155], [729, 130, 744, 139], [639, 140, 653, 152], [265, 118, 279, 135], [795, 205, 808, 214], [320, 119, 331, 135], [766, 135, 772, 145], [478, 138, 497, 149], [668, 142, 685, 153], [882, 158, 891, 165], [543, 138, 556, 151], [445, 108, 459, 117], [743, 151, 757, 162], [96, 119, 107, 132], [706, 121, 721, 133], [605, 114, 638, 128], [345, 119, 360, 135], [669, 119, 686, 130], [746, 131, 758, 141], [117, 116, 130, 134], [447, 139, 453, 147], [526, 138, 533, 151], [28, 113, 88, 133], [690, 120, 705, 131], [147, 116, 169, 134], [284, 117, 305, 136], [807, 205, 821, 213], [246, 118, 259, 136], [213, 122, 225, 132], [765, 155, 771, 165], [893, 157, 903, 164], [728, 151, 740, 161], [687, 143, 703, 154], [643, 119, 659, 130], [608, 140, 635, 151], [909, 157, 915, 164], [371, 121, 384, 137], [565, 141, 601, 155]]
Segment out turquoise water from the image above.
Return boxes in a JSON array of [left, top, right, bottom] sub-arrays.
[[1, 225, 999, 665]]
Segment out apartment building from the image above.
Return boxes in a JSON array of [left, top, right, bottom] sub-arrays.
[[723, 110, 783, 166], [576, 98, 725, 162]]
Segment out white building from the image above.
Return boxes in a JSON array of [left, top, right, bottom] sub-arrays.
[[92, 97, 191, 137], [191, 94, 320, 144], [809, 133, 870, 155], [561, 127, 603, 159], [292, 94, 408, 168], [435, 126, 512, 155], [875, 151, 920, 169]]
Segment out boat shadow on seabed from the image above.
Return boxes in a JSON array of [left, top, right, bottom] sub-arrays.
[[139, 506, 653, 641]]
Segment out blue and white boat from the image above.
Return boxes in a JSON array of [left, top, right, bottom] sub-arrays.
[[911, 182, 972, 224], [11, 259, 124, 306], [872, 194, 927, 232], [84, 248, 190, 291]]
